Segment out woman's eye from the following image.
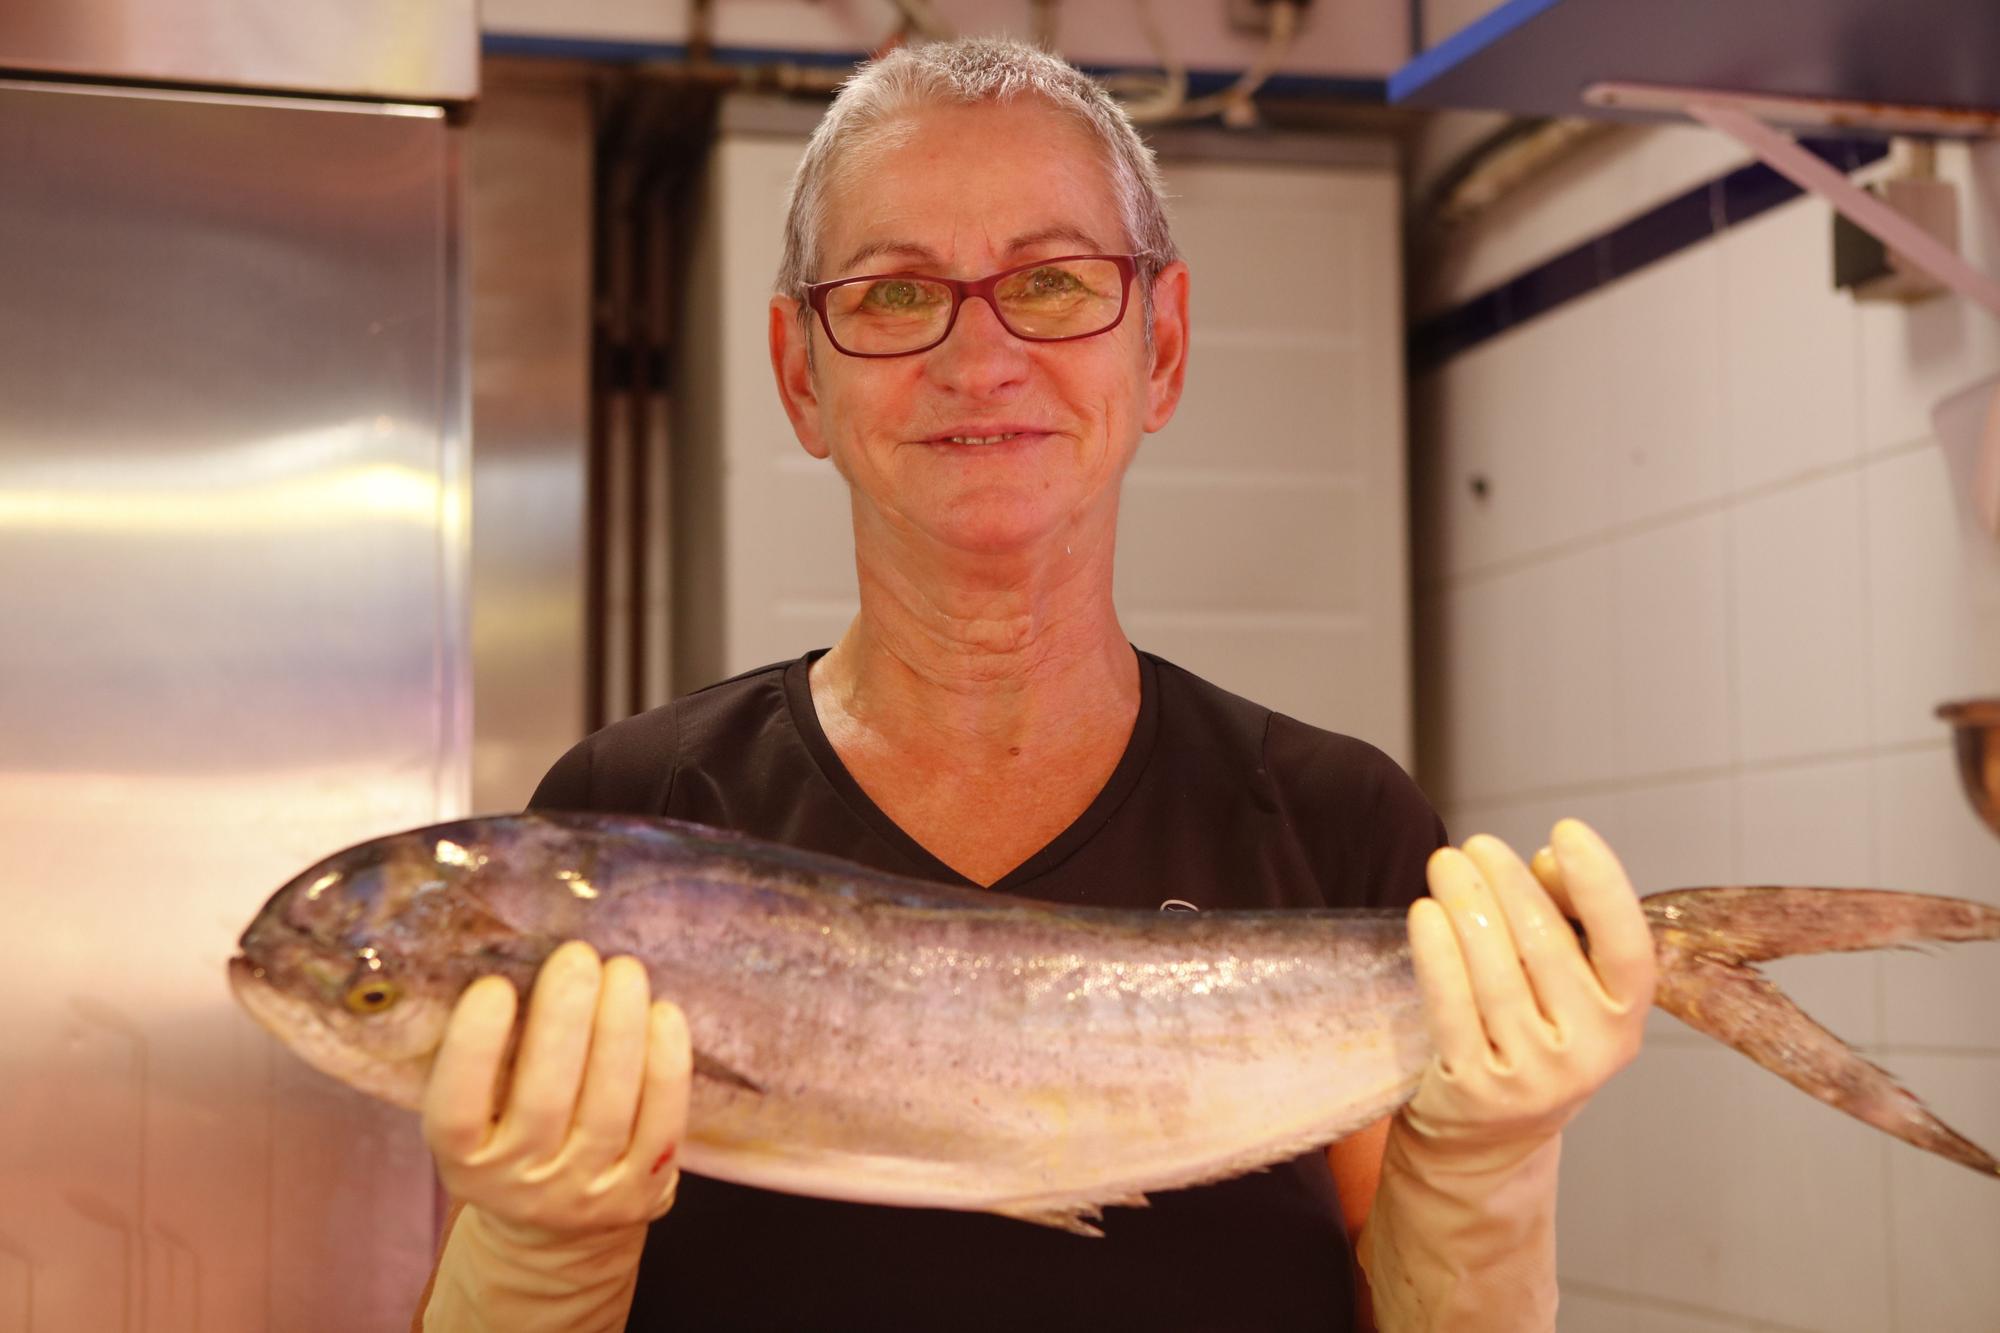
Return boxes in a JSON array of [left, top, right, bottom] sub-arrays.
[[1026, 268, 1081, 294], [862, 280, 933, 310], [344, 979, 402, 1015]]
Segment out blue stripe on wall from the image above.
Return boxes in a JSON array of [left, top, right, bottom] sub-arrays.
[[1409, 136, 1890, 373]]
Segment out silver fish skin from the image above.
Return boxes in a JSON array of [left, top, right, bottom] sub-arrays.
[[229, 812, 2000, 1235]]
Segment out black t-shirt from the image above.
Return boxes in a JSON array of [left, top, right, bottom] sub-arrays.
[[530, 648, 1446, 1332]]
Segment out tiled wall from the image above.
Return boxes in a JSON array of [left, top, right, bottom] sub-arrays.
[[1412, 134, 2000, 1330], [1123, 150, 1413, 763]]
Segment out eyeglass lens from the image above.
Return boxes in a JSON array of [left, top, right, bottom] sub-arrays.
[[822, 257, 1126, 355]]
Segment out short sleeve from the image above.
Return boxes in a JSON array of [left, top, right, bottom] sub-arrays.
[[523, 703, 681, 816], [526, 735, 596, 812], [1359, 745, 1449, 911], [1263, 713, 1448, 912]]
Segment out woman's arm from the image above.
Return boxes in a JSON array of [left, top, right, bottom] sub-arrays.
[[1356, 821, 1654, 1332], [1329, 1115, 1392, 1330]]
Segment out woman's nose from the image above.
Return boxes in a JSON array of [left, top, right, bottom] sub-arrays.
[[925, 293, 1031, 393]]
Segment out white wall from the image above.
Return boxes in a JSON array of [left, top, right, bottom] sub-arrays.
[[674, 101, 1416, 763], [481, 0, 1409, 78], [1412, 131, 2000, 1330], [1125, 146, 1413, 761]]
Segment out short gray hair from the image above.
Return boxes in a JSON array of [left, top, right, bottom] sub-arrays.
[[776, 37, 1177, 322]]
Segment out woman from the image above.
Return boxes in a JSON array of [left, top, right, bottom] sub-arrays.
[[415, 37, 1654, 1332]]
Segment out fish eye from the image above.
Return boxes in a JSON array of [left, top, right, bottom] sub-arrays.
[[344, 978, 402, 1015]]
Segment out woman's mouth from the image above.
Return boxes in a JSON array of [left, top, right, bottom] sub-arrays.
[[922, 427, 1053, 448]]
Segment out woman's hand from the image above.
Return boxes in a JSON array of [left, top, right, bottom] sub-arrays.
[[423, 939, 691, 1240], [1403, 817, 1656, 1155], [416, 941, 690, 1333]]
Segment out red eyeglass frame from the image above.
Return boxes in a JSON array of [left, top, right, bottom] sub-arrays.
[[803, 253, 1138, 359]]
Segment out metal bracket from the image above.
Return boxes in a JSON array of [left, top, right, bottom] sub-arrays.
[[1587, 81, 2000, 537], [1585, 81, 2000, 319]]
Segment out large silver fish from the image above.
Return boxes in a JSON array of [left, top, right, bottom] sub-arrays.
[[229, 812, 2000, 1234]]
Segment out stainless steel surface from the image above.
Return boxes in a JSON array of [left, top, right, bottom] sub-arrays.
[[1938, 698, 2000, 839], [468, 63, 594, 811], [0, 0, 476, 103], [0, 79, 466, 1329]]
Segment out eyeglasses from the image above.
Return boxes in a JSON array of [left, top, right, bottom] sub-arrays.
[[804, 254, 1137, 358]]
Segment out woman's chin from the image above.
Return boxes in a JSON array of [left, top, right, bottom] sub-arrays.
[[919, 503, 1078, 562]]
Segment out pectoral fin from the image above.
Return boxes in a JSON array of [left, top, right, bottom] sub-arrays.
[[988, 1192, 1149, 1238], [693, 1049, 764, 1095]]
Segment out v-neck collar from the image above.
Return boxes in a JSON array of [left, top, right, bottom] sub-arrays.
[[781, 646, 1159, 892]]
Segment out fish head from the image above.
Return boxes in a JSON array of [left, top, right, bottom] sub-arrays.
[[229, 821, 559, 1110]]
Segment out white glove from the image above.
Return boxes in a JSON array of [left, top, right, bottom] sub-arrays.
[[419, 940, 690, 1333], [1358, 819, 1656, 1332]]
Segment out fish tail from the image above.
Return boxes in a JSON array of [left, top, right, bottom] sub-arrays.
[[1645, 887, 2000, 1176]]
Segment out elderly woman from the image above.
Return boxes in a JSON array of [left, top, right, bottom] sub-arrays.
[[415, 37, 1653, 1333]]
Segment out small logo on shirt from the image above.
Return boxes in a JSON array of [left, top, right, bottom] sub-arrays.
[[1158, 898, 1200, 913]]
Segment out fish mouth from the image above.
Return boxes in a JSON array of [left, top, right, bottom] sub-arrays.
[[228, 955, 431, 1111]]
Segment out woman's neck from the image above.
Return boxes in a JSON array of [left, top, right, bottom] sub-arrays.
[[812, 522, 1139, 763]]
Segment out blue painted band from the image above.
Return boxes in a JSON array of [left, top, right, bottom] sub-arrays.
[[1408, 136, 1890, 373]]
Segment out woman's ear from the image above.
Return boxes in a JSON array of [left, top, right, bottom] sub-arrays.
[[770, 297, 830, 459], [1143, 261, 1191, 434]]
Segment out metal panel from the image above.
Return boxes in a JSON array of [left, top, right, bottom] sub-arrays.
[[0, 0, 477, 103], [468, 63, 593, 811], [1390, 0, 2000, 130], [0, 80, 465, 1329]]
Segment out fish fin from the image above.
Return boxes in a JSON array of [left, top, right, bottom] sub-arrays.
[[1645, 886, 2000, 962], [1651, 888, 2000, 1176], [987, 1202, 1107, 1238], [987, 1190, 1153, 1236], [692, 1050, 764, 1095]]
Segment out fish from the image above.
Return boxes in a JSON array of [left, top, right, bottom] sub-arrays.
[[228, 811, 2000, 1235]]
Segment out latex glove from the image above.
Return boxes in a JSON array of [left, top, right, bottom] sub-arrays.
[[420, 940, 691, 1333], [1358, 818, 1655, 1332]]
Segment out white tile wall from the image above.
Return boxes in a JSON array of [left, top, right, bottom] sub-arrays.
[[1614, 512, 1734, 777], [1411, 344, 1509, 581], [1115, 474, 1368, 615], [1603, 775, 1738, 894], [1729, 471, 1873, 765], [1864, 442, 2000, 748], [1717, 198, 1864, 494], [1168, 169, 1364, 325], [1516, 546, 1626, 791], [1143, 334, 1365, 476], [1432, 572, 1537, 804], [1442, 788, 1625, 874], [1604, 243, 1732, 528], [1883, 1053, 2000, 1331], [1132, 155, 1413, 760], [1415, 290, 1620, 580], [1557, 1287, 1771, 1333], [1566, 1045, 1895, 1333], [1416, 126, 2000, 1333]]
